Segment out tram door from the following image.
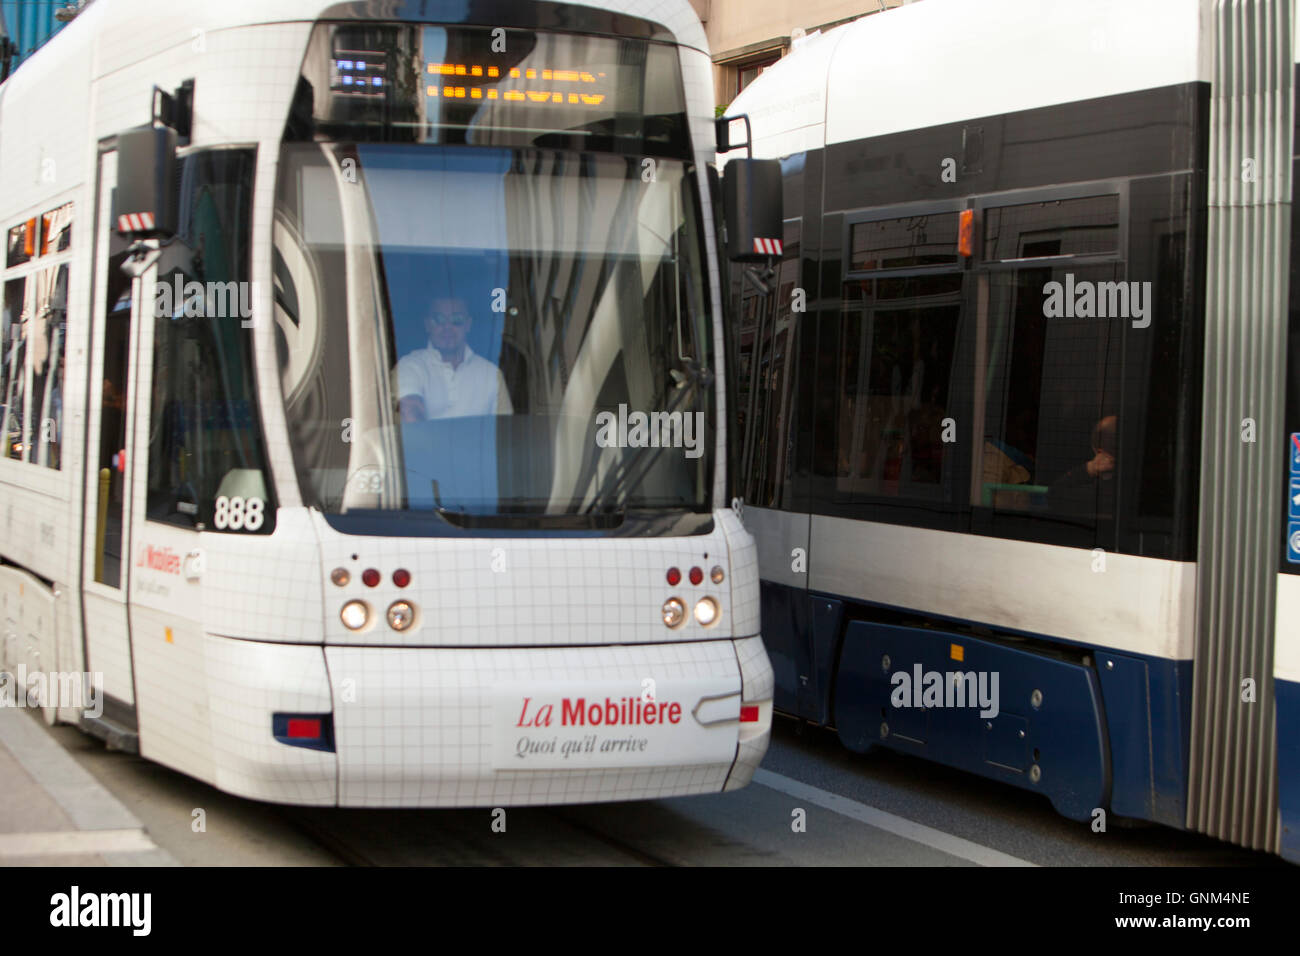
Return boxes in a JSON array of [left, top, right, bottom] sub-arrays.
[[80, 148, 140, 729]]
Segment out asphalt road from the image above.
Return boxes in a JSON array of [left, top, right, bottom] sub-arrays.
[[37, 713, 1280, 867]]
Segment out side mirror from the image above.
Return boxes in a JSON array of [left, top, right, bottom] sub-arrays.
[[721, 158, 784, 262], [115, 126, 178, 240]]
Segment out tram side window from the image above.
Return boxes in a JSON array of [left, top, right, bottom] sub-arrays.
[[835, 274, 962, 499], [1, 277, 27, 460], [974, 194, 1122, 525], [146, 148, 276, 533], [978, 264, 1122, 521], [27, 263, 68, 469], [6, 219, 35, 268], [830, 210, 965, 504], [1, 204, 74, 467]]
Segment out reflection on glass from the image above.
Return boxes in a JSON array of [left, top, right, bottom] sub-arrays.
[[1, 277, 27, 460], [982, 195, 1119, 261], [147, 149, 273, 532], [834, 274, 962, 499], [28, 264, 67, 469], [850, 213, 960, 272], [979, 266, 1120, 518], [275, 142, 713, 523]]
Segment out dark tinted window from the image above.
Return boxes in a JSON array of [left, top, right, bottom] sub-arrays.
[[977, 264, 1122, 523], [832, 272, 963, 500], [983, 194, 1119, 261], [850, 212, 960, 272], [147, 148, 276, 533]]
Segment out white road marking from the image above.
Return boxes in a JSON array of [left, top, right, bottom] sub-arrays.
[[0, 828, 158, 858], [753, 769, 1037, 867]]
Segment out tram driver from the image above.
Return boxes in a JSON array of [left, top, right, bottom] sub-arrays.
[[395, 295, 513, 421]]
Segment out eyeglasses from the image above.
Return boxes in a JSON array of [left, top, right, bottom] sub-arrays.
[[430, 312, 471, 326]]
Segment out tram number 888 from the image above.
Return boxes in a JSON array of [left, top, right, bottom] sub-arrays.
[[213, 495, 265, 531]]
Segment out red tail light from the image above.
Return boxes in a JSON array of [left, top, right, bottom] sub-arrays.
[[287, 718, 322, 738]]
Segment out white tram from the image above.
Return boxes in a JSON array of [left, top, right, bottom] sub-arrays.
[[0, 0, 776, 807]]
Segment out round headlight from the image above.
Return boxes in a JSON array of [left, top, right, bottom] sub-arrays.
[[387, 600, 415, 631], [662, 597, 686, 628], [694, 597, 720, 627], [340, 600, 369, 630]]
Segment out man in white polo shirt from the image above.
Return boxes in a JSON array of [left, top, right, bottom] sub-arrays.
[[396, 296, 513, 421]]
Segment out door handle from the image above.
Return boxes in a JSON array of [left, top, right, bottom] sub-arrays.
[[183, 549, 204, 581]]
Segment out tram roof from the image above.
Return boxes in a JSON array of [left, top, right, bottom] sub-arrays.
[[7, 0, 709, 89], [726, 0, 1211, 158]]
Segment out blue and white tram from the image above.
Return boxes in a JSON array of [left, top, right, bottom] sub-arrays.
[[725, 0, 1300, 860], [0, 0, 775, 807]]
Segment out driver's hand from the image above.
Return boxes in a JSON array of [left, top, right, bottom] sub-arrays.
[[399, 395, 427, 423], [1086, 450, 1115, 478]]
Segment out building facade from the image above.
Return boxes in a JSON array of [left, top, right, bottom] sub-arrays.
[[689, 0, 910, 109]]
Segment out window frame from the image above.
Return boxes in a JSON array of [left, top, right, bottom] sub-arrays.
[[967, 179, 1130, 548], [144, 143, 277, 534], [1, 199, 75, 469], [973, 179, 1128, 270], [842, 198, 970, 281]]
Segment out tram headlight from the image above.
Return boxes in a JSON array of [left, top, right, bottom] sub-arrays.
[[387, 600, 415, 631], [662, 597, 686, 628], [693, 597, 720, 627], [340, 600, 370, 630]]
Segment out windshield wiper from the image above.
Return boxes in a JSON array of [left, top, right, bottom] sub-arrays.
[[432, 494, 625, 530]]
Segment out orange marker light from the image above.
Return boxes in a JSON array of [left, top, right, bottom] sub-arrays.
[[957, 209, 974, 258], [950, 643, 964, 662]]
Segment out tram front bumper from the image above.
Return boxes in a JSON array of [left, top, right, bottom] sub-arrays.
[[205, 634, 772, 807]]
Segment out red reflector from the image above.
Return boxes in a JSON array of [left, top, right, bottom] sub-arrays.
[[667, 567, 681, 586], [287, 718, 321, 739], [362, 568, 380, 587], [689, 566, 703, 585], [393, 568, 411, 588], [957, 209, 974, 258], [739, 705, 759, 723]]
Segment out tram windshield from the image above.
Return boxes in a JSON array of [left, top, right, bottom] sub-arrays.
[[275, 26, 713, 529]]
